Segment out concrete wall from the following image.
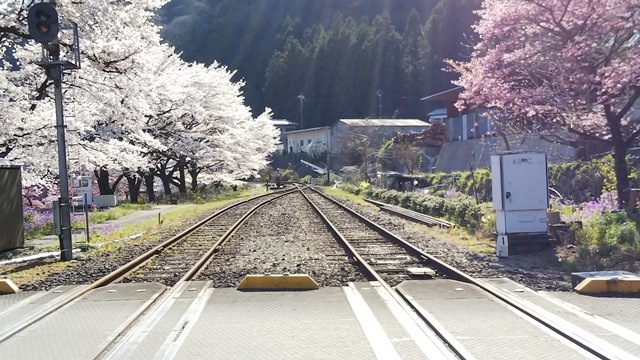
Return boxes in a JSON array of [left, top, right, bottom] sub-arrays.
[[286, 127, 330, 154], [434, 133, 579, 173]]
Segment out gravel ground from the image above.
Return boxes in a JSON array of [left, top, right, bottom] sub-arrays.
[[7, 191, 574, 292], [198, 193, 367, 287], [333, 196, 573, 291]]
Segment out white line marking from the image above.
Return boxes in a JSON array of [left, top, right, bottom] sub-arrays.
[[154, 283, 214, 360], [344, 284, 401, 360], [536, 290, 640, 346], [478, 279, 639, 360], [103, 282, 193, 359], [0, 289, 55, 317], [372, 284, 468, 359]]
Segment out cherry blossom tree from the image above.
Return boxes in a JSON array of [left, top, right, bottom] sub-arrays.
[[1, 0, 167, 186], [449, 0, 640, 208], [1, 1, 278, 201]]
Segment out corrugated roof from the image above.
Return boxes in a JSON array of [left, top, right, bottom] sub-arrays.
[[269, 119, 298, 126], [427, 108, 447, 116], [338, 119, 429, 127], [286, 126, 330, 134]]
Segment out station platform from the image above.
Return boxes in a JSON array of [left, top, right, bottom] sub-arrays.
[[1, 279, 639, 359]]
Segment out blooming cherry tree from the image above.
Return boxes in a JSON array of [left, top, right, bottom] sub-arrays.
[[1, 1, 278, 199], [450, 0, 640, 207]]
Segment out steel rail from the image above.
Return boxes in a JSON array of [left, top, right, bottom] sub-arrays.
[[184, 187, 303, 281], [299, 187, 463, 360], [99, 188, 300, 359], [0, 189, 293, 345], [364, 198, 453, 228], [307, 186, 628, 360]]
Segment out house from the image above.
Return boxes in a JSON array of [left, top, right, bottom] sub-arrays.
[[268, 119, 298, 153], [421, 87, 493, 142], [286, 119, 432, 156], [286, 126, 330, 155], [426, 108, 447, 123], [421, 87, 586, 172]]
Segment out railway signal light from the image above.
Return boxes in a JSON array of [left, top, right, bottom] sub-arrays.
[[28, 3, 59, 44]]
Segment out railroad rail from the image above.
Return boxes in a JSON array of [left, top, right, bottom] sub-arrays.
[[364, 198, 453, 228], [0, 188, 298, 346], [303, 186, 636, 360], [2, 185, 637, 359]]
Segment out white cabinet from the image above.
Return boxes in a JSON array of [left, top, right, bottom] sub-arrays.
[[491, 153, 549, 256]]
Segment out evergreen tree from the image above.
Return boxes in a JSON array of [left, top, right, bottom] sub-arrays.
[[401, 9, 427, 118]]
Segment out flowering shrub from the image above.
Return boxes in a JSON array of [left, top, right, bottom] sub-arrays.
[[443, 189, 462, 199], [91, 223, 122, 235], [558, 191, 618, 225], [23, 207, 54, 237], [572, 211, 640, 272], [552, 191, 640, 273], [340, 186, 481, 231]]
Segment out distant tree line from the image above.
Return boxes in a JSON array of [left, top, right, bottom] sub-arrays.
[[160, 0, 480, 129]]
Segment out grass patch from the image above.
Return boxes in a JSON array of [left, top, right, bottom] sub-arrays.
[[1, 258, 78, 287], [74, 190, 258, 247], [322, 186, 377, 208], [83, 203, 154, 223]]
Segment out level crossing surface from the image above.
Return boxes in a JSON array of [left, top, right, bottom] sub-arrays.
[[1, 279, 639, 359]]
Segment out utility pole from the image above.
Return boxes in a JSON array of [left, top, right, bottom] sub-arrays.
[[297, 93, 305, 130], [377, 90, 383, 118], [29, 3, 80, 261]]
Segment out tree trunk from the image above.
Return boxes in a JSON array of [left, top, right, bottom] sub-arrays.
[[93, 167, 123, 195], [606, 110, 630, 209], [122, 168, 141, 204], [498, 130, 510, 151], [143, 167, 156, 203], [189, 168, 198, 192], [178, 162, 187, 194], [612, 142, 630, 209], [155, 164, 172, 196], [188, 161, 200, 192], [94, 167, 113, 195], [125, 174, 142, 204], [157, 172, 172, 195]]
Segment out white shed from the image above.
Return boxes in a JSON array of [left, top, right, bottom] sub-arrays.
[[285, 127, 330, 154]]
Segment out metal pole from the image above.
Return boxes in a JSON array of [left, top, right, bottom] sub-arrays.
[[84, 193, 89, 243], [52, 64, 73, 261], [297, 93, 305, 130], [325, 155, 330, 186]]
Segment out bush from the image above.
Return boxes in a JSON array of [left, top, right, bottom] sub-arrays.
[[339, 185, 482, 232], [23, 207, 55, 238], [423, 155, 640, 205], [573, 211, 640, 272]]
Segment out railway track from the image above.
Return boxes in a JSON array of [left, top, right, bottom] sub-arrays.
[[364, 198, 453, 228], [2, 186, 638, 359], [0, 188, 297, 346], [123, 192, 290, 286], [302, 188, 439, 286], [302, 187, 637, 360]]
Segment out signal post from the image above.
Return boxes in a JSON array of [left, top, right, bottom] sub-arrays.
[[28, 2, 80, 261]]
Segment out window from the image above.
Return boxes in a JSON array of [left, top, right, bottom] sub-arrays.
[[299, 140, 304, 147], [307, 139, 312, 145]]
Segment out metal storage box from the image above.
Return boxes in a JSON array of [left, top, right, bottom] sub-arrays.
[[491, 152, 549, 257], [0, 165, 24, 251]]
